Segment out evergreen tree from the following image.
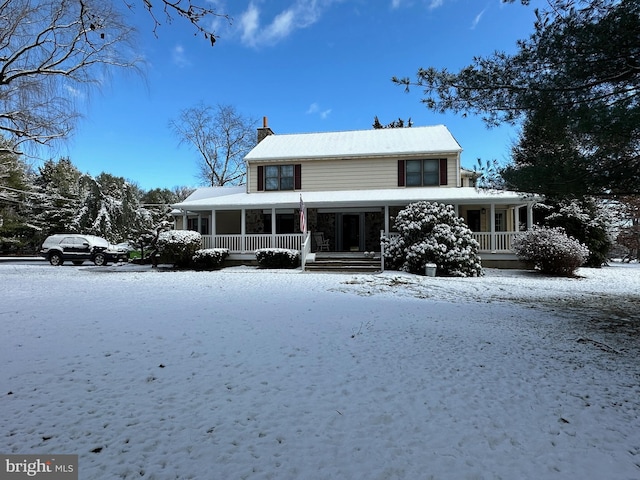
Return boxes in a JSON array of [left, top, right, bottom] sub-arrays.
[[372, 116, 413, 129], [395, 0, 640, 196], [74, 173, 154, 243], [0, 143, 36, 252], [32, 158, 83, 236]]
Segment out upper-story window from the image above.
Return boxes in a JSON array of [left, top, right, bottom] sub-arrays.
[[398, 159, 448, 187], [265, 165, 294, 190], [257, 164, 301, 191], [406, 159, 440, 186]]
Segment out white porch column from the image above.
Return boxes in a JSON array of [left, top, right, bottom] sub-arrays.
[[211, 210, 216, 235], [514, 206, 521, 233], [241, 208, 246, 252], [490, 203, 496, 252], [197, 214, 202, 234], [527, 204, 534, 229], [271, 207, 277, 248], [182, 212, 187, 231], [384, 205, 390, 236], [453, 204, 459, 216]]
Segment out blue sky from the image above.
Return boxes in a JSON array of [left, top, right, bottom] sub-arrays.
[[58, 0, 545, 191]]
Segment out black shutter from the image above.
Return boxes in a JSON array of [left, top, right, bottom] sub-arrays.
[[257, 165, 264, 191], [294, 164, 301, 190], [398, 160, 405, 187], [439, 159, 448, 186]]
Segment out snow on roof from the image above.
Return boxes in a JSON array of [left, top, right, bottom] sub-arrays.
[[172, 187, 538, 211], [181, 185, 246, 202], [244, 125, 462, 162]]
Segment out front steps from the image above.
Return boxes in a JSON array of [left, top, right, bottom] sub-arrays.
[[304, 252, 381, 273]]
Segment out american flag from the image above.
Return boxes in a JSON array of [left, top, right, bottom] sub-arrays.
[[299, 195, 306, 233]]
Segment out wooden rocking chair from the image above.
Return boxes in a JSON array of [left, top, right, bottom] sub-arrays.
[[313, 232, 330, 251]]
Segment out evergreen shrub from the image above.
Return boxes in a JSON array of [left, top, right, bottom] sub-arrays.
[[192, 248, 229, 270], [382, 201, 483, 277], [542, 200, 611, 267], [156, 230, 202, 268], [255, 248, 300, 269], [512, 226, 589, 276]]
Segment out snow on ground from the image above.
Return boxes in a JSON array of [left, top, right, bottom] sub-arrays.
[[1, 262, 639, 479]]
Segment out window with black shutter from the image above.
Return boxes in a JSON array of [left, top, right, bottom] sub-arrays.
[[258, 164, 301, 191], [400, 159, 447, 187]]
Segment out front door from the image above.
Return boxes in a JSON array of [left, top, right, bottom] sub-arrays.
[[341, 213, 362, 251]]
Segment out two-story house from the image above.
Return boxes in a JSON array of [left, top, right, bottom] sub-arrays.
[[172, 119, 539, 268]]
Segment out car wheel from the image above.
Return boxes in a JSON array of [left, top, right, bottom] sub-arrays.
[[93, 253, 107, 266], [72, 261, 84, 266], [49, 252, 64, 266]]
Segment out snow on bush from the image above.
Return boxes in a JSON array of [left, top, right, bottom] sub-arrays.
[[156, 230, 202, 268], [512, 226, 589, 276], [255, 248, 300, 269], [382, 201, 483, 277], [542, 198, 613, 267], [192, 248, 230, 270]]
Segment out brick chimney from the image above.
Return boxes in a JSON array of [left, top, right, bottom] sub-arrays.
[[257, 116, 274, 143]]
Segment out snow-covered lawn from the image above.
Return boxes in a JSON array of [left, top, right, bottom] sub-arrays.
[[2, 263, 639, 479]]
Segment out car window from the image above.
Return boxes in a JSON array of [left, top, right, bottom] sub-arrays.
[[61, 237, 75, 244]]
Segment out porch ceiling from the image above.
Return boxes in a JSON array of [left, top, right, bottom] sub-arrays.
[[172, 187, 540, 212]]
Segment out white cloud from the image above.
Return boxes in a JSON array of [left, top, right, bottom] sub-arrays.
[[471, 8, 486, 29], [239, 0, 337, 48], [239, 3, 260, 45], [172, 45, 190, 67], [427, 0, 444, 9], [306, 102, 331, 119], [390, 0, 403, 9]]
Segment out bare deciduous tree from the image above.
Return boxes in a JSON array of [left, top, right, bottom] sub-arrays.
[[0, 0, 230, 155], [128, 0, 229, 46], [0, 0, 140, 153], [170, 104, 257, 186]]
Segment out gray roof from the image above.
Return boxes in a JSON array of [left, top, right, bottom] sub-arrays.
[[244, 125, 462, 162]]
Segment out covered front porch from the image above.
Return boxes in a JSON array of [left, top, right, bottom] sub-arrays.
[[171, 186, 540, 267]]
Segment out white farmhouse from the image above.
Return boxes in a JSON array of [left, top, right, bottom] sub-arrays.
[[172, 118, 539, 269]]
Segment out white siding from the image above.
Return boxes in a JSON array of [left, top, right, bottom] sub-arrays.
[[249, 156, 460, 192]]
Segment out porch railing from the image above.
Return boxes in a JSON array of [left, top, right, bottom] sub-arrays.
[[471, 232, 521, 252], [300, 232, 311, 271], [199, 232, 520, 254], [201, 234, 305, 253], [389, 231, 520, 253]]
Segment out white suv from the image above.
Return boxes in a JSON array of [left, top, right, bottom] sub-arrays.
[[40, 234, 128, 266]]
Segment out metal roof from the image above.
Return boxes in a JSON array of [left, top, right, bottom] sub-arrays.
[[244, 125, 462, 162]]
